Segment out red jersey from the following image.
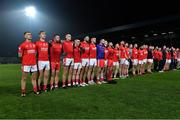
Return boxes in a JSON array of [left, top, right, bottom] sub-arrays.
[[63, 40, 73, 58], [89, 43, 96, 58], [166, 52, 171, 59], [104, 47, 109, 60], [143, 49, 148, 59], [125, 47, 130, 59], [153, 50, 159, 59], [138, 50, 144, 60], [107, 47, 114, 60], [80, 41, 89, 58], [50, 42, 62, 62], [120, 45, 126, 59], [173, 51, 177, 59], [73, 46, 81, 63], [132, 48, 138, 59], [113, 48, 119, 62], [35, 40, 49, 61], [158, 51, 163, 60], [18, 40, 37, 66]]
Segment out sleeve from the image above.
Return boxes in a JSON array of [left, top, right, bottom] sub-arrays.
[[18, 43, 24, 55]]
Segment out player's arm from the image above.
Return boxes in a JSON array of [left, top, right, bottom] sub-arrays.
[[18, 44, 23, 58]]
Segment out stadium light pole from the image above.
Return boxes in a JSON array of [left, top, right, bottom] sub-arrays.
[[24, 6, 36, 30]]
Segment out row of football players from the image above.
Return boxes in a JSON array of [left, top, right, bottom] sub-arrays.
[[18, 31, 180, 96]]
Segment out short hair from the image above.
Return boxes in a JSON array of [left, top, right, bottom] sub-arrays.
[[24, 31, 31, 35], [39, 31, 45, 35], [53, 34, 60, 38]]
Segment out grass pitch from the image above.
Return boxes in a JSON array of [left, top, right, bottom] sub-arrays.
[[0, 64, 180, 119]]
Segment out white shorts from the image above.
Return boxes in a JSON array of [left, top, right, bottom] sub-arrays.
[[124, 60, 129, 65], [178, 59, 180, 62], [104, 60, 108, 67], [166, 59, 171, 64], [147, 59, 153, 63], [22, 65, 37, 72], [63, 58, 74, 66], [138, 60, 144, 65], [120, 58, 126, 64], [82, 59, 89, 67], [132, 59, 138, 65], [143, 59, 147, 64], [38, 61, 50, 70], [74, 63, 82, 69], [89, 58, 97, 66], [113, 61, 119, 66]]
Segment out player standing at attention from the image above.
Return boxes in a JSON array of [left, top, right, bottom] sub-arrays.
[[72, 39, 82, 87], [80, 36, 90, 86], [142, 45, 148, 74], [36, 31, 50, 92], [119, 41, 126, 78], [113, 44, 120, 79], [124, 43, 130, 78], [49, 34, 62, 90], [62, 34, 74, 88], [132, 44, 138, 75], [138, 46, 144, 75], [18, 32, 39, 96], [104, 40, 109, 80], [107, 42, 115, 82], [96, 39, 106, 84], [87, 38, 97, 85], [177, 48, 180, 69], [147, 46, 154, 73]]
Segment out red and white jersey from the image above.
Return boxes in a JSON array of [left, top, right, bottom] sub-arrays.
[[113, 48, 119, 62], [173, 51, 177, 60], [80, 41, 89, 59], [158, 51, 163, 60], [120, 45, 126, 59], [89, 43, 96, 59], [132, 48, 138, 59], [63, 40, 73, 58], [138, 49, 144, 60], [18, 40, 37, 66], [143, 49, 148, 59], [73, 46, 81, 63], [125, 47, 130, 59], [104, 47, 109, 60], [50, 42, 62, 62], [153, 50, 159, 59], [107, 47, 114, 60], [166, 52, 171, 59], [177, 50, 180, 59], [35, 40, 49, 61]]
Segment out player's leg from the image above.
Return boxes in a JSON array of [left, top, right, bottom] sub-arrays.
[[67, 65, 73, 87], [21, 71, 28, 96], [43, 69, 49, 91], [75, 65, 81, 86], [72, 66, 77, 86], [38, 70, 43, 90], [50, 69, 55, 90], [54, 70, 60, 88], [87, 66, 93, 84], [31, 71, 39, 94], [62, 66, 68, 88]]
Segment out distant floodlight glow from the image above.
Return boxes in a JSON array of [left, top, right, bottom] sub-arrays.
[[25, 6, 36, 17]]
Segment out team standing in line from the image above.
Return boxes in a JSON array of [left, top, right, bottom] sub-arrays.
[[18, 31, 180, 97]]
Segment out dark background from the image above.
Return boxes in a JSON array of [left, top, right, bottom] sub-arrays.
[[0, 0, 180, 57]]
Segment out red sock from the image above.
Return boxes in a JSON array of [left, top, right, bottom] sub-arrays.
[[79, 80, 83, 84], [38, 86, 41, 90], [107, 70, 113, 81], [33, 86, 37, 92], [68, 81, 71, 84], [72, 79, 75, 83], [62, 81, 66, 87], [21, 89, 26, 94], [76, 79, 79, 83], [43, 85, 47, 90]]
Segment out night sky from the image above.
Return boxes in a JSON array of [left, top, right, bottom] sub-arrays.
[[0, 0, 180, 57]]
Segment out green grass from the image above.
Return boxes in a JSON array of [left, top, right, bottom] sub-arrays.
[[0, 64, 180, 119]]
